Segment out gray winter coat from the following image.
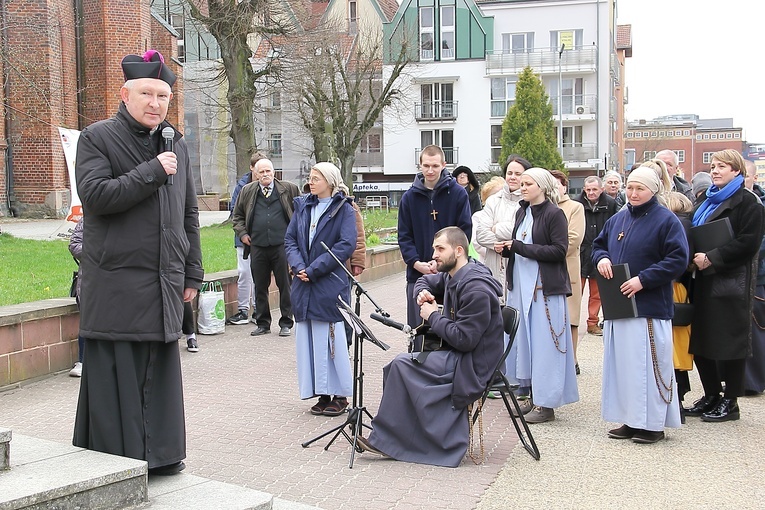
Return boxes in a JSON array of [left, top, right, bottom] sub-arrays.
[[75, 103, 204, 342]]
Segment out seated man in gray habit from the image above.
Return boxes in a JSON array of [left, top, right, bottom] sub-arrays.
[[356, 227, 504, 467]]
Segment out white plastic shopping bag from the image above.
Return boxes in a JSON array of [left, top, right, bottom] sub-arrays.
[[197, 281, 225, 334]]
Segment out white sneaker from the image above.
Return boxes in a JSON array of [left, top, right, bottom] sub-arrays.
[[69, 362, 82, 377]]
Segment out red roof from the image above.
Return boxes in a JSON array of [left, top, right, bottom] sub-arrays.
[[376, 0, 400, 22], [616, 24, 632, 57]]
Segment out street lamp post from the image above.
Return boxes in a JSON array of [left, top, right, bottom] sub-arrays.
[[557, 43, 565, 158]]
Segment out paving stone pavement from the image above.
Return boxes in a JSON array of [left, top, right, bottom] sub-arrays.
[[0, 273, 521, 510], [2, 269, 765, 509]]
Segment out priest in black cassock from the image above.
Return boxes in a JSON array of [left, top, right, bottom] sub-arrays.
[[357, 227, 504, 467], [72, 50, 203, 475]]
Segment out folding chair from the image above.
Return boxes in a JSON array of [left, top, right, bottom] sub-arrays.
[[472, 306, 540, 460]]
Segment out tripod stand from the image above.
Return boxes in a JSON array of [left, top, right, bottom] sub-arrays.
[[301, 243, 390, 468]]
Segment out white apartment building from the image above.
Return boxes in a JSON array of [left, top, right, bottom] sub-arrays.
[[382, 0, 621, 192]]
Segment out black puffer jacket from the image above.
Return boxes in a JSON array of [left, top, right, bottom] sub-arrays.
[[75, 103, 204, 343]]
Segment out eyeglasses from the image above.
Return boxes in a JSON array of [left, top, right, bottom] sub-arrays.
[[307, 176, 325, 183]]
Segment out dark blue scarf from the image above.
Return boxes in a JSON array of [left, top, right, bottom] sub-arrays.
[[692, 174, 744, 226]]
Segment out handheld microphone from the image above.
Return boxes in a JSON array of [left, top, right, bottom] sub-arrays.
[[370, 313, 412, 335], [161, 126, 175, 186]]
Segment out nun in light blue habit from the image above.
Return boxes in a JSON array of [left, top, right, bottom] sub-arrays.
[[501, 167, 579, 424], [592, 166, 688, 443], [285, 162, 357, 417]]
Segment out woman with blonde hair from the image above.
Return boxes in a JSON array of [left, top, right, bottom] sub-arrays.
[[497, 167, 579, 423], [472, 176, 507, 263], [686, 149, 765, 422], [285, 162, 358, 416], [663, 191, 695, 419], [639, 159, 673, 201]]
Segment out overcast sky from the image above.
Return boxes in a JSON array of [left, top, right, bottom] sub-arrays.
[[617, 0, 764, 143]]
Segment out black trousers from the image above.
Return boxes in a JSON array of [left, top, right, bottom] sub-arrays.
[[250, 244, 294, 329], [182, 301, 194, 335], [694, 355, 746, 398]]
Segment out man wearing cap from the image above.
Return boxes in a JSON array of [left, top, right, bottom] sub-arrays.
[[72, 50, 203, 476]]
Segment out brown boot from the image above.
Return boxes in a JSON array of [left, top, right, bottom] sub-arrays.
[[525, 406, 555, 424]]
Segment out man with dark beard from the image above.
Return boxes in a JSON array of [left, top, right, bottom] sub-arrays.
[[356, 227, 503, 467]]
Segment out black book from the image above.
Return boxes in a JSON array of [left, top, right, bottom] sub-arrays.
[[596, 263, 638, 320], [690, 217, 734, 253]]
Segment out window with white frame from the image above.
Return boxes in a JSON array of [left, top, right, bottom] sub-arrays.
[[675, 130, 682, 136], [502, 32, 534, 53], [684, 130, 691, 136], [268, 134, 282, 156], [360, 133, 381, 153], [644, 150, 657, 160], [348, 0, 358, 34], [626, 132, 634, 138], [734, 133, 741, 138], [269, 91, 281, 108], [490, 77, 517, 117], [703, 152, 714, 164], [170, 14, 186, 63], [491, 125, 502, 163], [420, 7, 434, 60], [659, 131, 665, 137], [696, 134, 702, 140], [551, 77, 583, 115], [440, 6, 455, 60], [726, 133, 733, 139], [711, 133, 718, 139], [555, 125, 583, 150], [675, 150, 685, 163], [644, 132, 650, 138], [421, 129, 455, 164], [550, 29, 583, 50], [420, 82, 455, 118], [703, 134, 710, 139]]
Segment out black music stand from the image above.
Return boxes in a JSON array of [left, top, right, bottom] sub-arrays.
[[300, 242, 391, 468]]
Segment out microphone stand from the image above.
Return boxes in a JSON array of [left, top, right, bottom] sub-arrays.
[[301, 242, 392, 469]]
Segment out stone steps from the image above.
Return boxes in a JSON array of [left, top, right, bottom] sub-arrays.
[[0, 431, 322, 510], [0, 433, 147, 510]]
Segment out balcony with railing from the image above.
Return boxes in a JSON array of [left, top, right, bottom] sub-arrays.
[[610, 53, 621, 84], [414, 101, 459, 121], [354, 150, 384, 168], [486, 46, 597, 76], [550, 94, 597, 117], [561, 143, 597, 163], [415, 147, 459, 166]]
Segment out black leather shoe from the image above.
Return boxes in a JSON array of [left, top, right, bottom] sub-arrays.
[[608, 424, 638, 440], [148, 461, 186, 476], [632, 429, 665, 444], [251, 326, 270, 336], [684, 395, 721, 417], [701, 398, 740, 422]]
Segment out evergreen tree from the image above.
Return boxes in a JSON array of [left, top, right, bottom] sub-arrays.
[[499, 67, 565, 172]]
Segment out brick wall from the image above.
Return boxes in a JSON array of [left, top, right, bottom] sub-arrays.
[[0, 247, 406, 389], [80, 0, 154, 126], [151, 19, 184, 129], [3, 0, 78, 217], [2, 0, 181, 218]]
